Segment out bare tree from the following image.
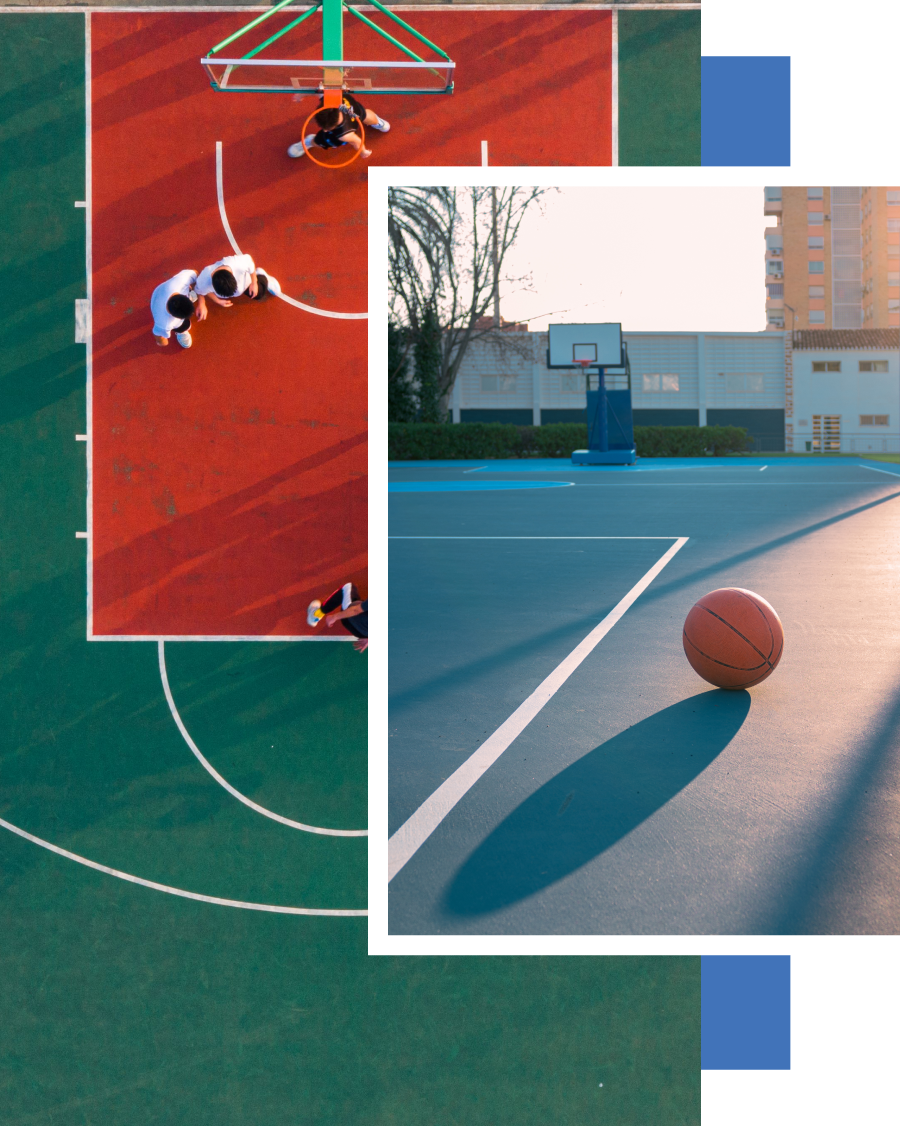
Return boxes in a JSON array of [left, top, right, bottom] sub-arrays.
[[388, 186, 552, 414]]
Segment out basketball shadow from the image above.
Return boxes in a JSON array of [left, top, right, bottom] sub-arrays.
[[443, 690, 750, 917]]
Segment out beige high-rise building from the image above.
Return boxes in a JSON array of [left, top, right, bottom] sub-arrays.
[[861, 187, 900, 328], [764, 187, 900, 331]]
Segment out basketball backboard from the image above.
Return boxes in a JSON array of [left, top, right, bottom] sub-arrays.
[[202, 58, 454, 96], [548, 323, 623, 368]]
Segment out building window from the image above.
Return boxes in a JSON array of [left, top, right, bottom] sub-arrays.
[[858, 361, 890, 372], [808, 310, 826, 324], [808, 261, 825, 274], [888, 299, 900, 311], [724, 373, 764, 393], [888, 245, 900, 258], [765, 187, 782, 201], [887, 190, 900, 204], [767, 311, 785, 326], [859, 415, 890, 426], [807, 210, 824, 224], [807, 187, 824, 199], [887, 219, 900, 232], [888, 273, 900, 286], [642, 374, 680, 393], [559, 374, 584, 394], [767, 283, 784, 298], [480, 375, 518, 394], [808, 237, 825, 249], [765, 235, 783, 253], [809, 286, 825, 297], [767, 261, 783, 276], [813, 415, 841, 451], [812, 361, 842, 372]]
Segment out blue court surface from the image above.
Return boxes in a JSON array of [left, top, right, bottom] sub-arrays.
[[388, 458, 899, 936]]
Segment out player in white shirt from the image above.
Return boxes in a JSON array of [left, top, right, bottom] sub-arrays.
[[150, 268, 203, 348], [196, 254, 281, 305]]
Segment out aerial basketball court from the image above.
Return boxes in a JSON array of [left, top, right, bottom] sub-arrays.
[[0, 10, 711, 1122]]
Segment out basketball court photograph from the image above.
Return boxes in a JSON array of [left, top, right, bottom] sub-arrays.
[[386, 186, 901, 937]]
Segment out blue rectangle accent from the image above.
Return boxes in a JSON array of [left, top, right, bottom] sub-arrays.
[[702, 955, 791, 1069], [702, 57, 791, 166]]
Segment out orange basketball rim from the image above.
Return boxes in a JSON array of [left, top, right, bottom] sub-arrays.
[[301, 109, 366, 169]]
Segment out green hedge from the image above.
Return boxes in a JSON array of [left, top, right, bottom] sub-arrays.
[[389, 422, 750, 460]]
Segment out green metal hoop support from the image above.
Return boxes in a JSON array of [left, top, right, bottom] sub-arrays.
[[206, 0, 454, 95]]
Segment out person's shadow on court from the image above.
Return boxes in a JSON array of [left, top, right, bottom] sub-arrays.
[[443, 690, 750, 916]]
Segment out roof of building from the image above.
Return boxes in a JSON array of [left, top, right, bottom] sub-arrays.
[[792, 329, 899, 351]]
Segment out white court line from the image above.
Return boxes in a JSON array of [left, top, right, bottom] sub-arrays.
[[214, 142, 367, 320], [84, 12, 94, 640], [389, 535, 677, 539], [611, 9, 618, 166], [74, 200, 86, 208], [387, 536, 688, 881], [91, 634, 351, 642], [158, 641, 367, 836], [481, 140, 488, 166], [0, 6, 701, 12], [859, 463, 900, 476], [562, 481, 892, 487], [75, 532, 87, 539], [75, 434, 87, 441], [760, 465, 768, 471], [0, 814, 366, 916]]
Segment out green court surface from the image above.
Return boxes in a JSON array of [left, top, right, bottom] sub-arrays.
[[1, 15, 700, 1123], [618, 10, 701, 166]]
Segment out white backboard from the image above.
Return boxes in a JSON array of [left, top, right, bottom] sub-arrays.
[[548, 323, 623, 368]]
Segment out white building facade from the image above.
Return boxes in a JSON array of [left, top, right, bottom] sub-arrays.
[[447, 328, 899, 453]]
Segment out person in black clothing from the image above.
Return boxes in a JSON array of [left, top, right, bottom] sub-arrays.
[[308, 582, 368, 652], [287, 93, 390, 161]]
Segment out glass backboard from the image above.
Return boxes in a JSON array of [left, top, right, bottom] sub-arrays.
[[202, 57, 455, 96]]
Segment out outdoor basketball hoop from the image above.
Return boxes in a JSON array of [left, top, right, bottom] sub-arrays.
[[301, 108, 365, 168]]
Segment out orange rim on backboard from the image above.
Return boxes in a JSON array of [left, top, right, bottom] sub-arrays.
[[301, 109, 365, 169]]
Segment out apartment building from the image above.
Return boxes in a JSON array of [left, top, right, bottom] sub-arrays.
[[764, 186, 900, 331], [448, 327, 899, 453], [861, 188, 900, 328]]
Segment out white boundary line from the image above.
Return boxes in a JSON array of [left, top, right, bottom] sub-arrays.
[[611, 9, 618, 167], [389, 534, 677, 539], [0, 6, 701, 13], [0, 815, 367, 916], [859, 463, 900, 476], [481, 140, 488, 166], [387, 535, 689, 881], [215, 141, 367, 320], [91, 634, 352, 642], [158, 641, 368, 836], [85, 11, 94, 641]]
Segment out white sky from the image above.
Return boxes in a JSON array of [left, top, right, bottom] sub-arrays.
[[499, 188, 776, 334]]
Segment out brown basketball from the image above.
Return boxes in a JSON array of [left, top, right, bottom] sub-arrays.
[[682, 588, 784, 690]]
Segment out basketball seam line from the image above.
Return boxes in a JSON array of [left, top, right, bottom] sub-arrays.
[[698, 608, 770, 666], [732, 590, 777, 663], [682, 629, 767, 672]]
